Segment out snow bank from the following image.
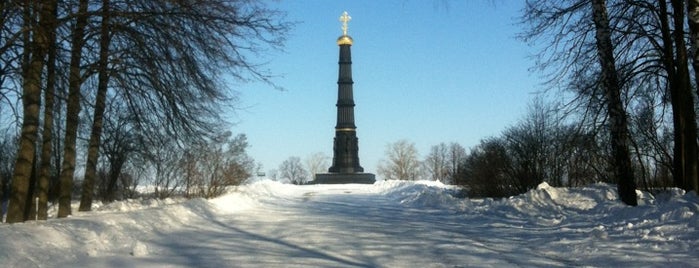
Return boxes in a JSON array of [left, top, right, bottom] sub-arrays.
[[474, 182, 621, 225], [375, 180, 470, 209], [0, 197, 220, 265], [92, 197, 183, 213], [472, 182, 699, 231], [208, 185, 262, 214], [0, 179, 697, 267]]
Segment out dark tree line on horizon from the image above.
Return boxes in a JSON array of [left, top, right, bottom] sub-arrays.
[[0, 0, 290, 223]]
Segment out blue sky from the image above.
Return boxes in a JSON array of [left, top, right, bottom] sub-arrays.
[[233, 1, 541, 176]]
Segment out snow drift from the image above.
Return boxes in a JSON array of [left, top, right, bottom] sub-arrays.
[[0, 180, 697, 267]]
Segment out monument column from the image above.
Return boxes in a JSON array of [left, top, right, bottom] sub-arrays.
[[314, 11, 375, 184]]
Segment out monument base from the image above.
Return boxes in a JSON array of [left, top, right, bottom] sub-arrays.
[[313, 173, 376, 184]]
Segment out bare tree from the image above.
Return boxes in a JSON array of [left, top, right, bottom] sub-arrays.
[[455, 138, 514, 198], [503, 123, 548, 193], [34, 0, 58, 221], [0, 132, 17, 215], [520, 0, 672, 205], [149, 141, 184, 199], [686, 0, 699, 194], [0, 0, 24, 106], [663, 0, 699, 193], [424, 143, 450, 182], [680, 1, 699, 184], [690, 0, 699, 92], [279, 156, 308, 185], [1, 0, 290, 221], [377, 140, 422, 181], [56, 0, 89, 218], [79, 0, 112, 211], [521, 0, 699, 196], [445, 142, 466, 184], [267, 169, 278, 181], [306, 152, 329, 178], [189, 132, 253, 198], [99, 105, 136, 202], [6, 0, 56, 223], [94, 0, 290, 201], [106, 0, 290, 146], [590, 0, 637, 205], [16, 0, 293, 217]]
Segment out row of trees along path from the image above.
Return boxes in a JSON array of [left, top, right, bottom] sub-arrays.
[[2, 0, 290, 223], [521, 0, 699, 204]]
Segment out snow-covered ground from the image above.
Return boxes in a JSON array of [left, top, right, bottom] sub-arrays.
[[1, 180, 697, 267]]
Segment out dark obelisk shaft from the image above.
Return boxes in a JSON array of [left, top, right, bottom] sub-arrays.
[[328, 42, 364, 173], [314, 11, 374, 184]]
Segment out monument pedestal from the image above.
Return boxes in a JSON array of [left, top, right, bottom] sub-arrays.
[[313, 173, 375, 184]]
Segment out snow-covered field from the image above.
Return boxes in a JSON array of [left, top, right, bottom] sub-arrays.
[[1, 180, 697, 267]]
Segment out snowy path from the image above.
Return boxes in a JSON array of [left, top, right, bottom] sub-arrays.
[[226, 185, 561, 267], [74, 184, 564, 267], [2, 181, 698, 267]]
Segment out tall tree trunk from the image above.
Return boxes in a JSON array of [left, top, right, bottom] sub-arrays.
[[80, 0, 111, 211], [6, 0, 54, 223], [57, 0, 89, 218], [673, 0, 698, 193], [689, 0, 699, 97], [662, 0, 699, 192], [36, 0, 59, 220], [685, 0, 699, 194], [591, 0, 637, 206], [659, 0, 685, 190], [105, 152, 125, 202], [20, 0, 31, 78], [49, 97, 64, 201], [23, 152, 38, 220]]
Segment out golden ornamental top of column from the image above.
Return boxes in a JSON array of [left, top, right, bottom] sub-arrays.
[[337, 11, 354, 46]]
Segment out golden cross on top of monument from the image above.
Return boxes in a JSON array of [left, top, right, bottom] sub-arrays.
[[336, 11, 354, 45], [340, 11, 351, 36]]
